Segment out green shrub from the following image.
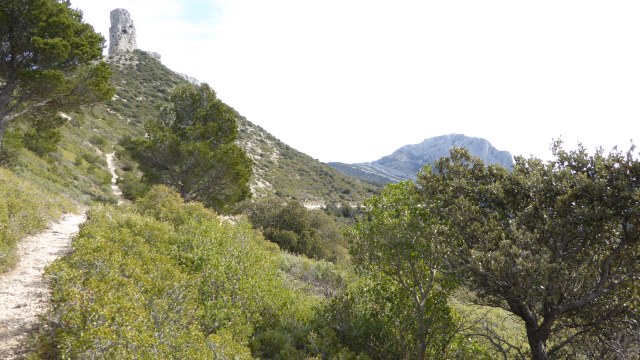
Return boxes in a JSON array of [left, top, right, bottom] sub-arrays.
[[45, 208, 211, 358], [242, 197, 349, 262], [279, 253, 348, 297], [88, 134, 109, 151], [322, 274, 490, 359], [42, 186, 317, 358], [118, 171, 150, 200]]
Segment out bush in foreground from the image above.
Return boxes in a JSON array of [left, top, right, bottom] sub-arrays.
[[42, 186, 316, 358]]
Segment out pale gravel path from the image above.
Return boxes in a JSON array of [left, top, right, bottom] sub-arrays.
[[105, 153, 126, 204], [0, 153, 123, 358], [0, 213, 86, 359]]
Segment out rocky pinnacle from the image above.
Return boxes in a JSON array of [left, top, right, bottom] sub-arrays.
[[108, 8, 137, 55]]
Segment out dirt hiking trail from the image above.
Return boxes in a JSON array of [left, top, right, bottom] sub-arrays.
[[0, 153, 123, 358], [0, 213, 86, 359], [106, 152, 126, 205]]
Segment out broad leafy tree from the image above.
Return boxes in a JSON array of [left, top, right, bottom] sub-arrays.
[[418, 143, 640, 359], [350, 181, 465, 360], [0, 0, 113, 149], [123, 83, 252, 212]]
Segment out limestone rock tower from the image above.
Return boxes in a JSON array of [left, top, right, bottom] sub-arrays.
[[108, 9, 137, 55]]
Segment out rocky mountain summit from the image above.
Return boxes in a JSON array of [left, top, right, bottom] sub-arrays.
[[108, 9, 137, 55], [109, 9, 205, 84], [329, 134, 514, 185]]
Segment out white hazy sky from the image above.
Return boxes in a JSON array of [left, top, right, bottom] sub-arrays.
[[70, 0, 640, 163]]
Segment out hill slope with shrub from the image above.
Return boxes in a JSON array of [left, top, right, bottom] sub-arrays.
[[107, 51, 377, 204]]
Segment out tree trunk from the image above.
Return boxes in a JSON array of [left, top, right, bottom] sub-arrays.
[[415, 300, 429, 360], [417, 338, 427, 360], [0, 116, 8, 150], [527, 330, 549, 360]]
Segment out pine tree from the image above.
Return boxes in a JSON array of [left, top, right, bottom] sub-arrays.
[[123, 83, 252, 212], [0, 0, 114, 149]]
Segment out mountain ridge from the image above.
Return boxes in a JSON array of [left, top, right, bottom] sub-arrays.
[[329, 134, 514, 185]]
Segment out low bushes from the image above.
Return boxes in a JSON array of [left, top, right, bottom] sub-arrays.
[[42, 186, 317, 358], [241, 198, 350, 263]]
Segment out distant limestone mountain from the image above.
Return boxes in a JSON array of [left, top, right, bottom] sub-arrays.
[[329, 134, 514, 185]]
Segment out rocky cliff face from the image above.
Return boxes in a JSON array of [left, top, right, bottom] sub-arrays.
[[329, 134, 514, 185], [109, 9, 137, 55]]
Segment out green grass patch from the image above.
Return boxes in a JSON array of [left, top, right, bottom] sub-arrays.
[[279, 252, 351, 298]]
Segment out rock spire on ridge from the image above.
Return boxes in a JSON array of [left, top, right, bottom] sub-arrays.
[[108, 8, 137, 55]]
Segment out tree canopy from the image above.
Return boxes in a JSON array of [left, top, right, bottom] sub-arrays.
[[418, 143, 640, 359], [0, 0, 114, 149], [350, 181, 469, 359], [123, 83, 252, 212]]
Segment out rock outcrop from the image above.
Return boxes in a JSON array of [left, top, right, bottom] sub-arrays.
[[375, 134, 513, 176], [176, 72, 202, 86], [145, 51, 161, 61], [109, 9, 137, 55]]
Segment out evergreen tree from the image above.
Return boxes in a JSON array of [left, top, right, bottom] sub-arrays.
[[350, 181, 464, 360], [0, 0, 114, 149], [123, 83, 252, 212]]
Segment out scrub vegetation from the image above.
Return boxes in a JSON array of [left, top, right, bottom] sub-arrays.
[[1, 1, 637, 358]]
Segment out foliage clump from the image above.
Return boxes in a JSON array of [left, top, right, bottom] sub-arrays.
[[241, 197, 349, 262], [42, 186, 316, 358], [122, 84, 252, 212], [0, 0, 114, 151], [417, 143, 640, 359], [347, 181, 484, 359]]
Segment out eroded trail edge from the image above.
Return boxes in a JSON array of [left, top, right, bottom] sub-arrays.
[[0, 213, 86, 359]]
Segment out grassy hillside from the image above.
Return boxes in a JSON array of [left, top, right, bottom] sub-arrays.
[[0, 53, 369, 357], [0, 70, 138, 273], [0, 167, 76, 273], [237, 118, 379, 203], [1, 49, 375, 278], [106, 50, 378, 205], [0, 50, 383, 356], [0, 112, 118, 273]]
